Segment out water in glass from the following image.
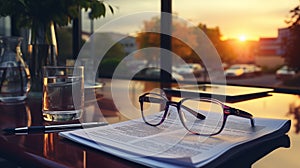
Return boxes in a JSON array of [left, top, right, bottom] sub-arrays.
[[42, 75, 83, 121]]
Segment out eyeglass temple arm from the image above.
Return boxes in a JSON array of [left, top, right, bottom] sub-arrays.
[[224, 106, 255, 127], [139, 96, 206, 120], [139, 96, 164, 104], [181, 105, 206, 120]]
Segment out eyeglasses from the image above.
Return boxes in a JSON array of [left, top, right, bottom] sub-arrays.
[[138, 92, 255, 136]]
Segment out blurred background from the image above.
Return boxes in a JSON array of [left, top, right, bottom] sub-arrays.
[[1, 0, 300, 92]]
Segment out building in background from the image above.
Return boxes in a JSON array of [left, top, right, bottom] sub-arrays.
[[254, 28, 289, 69], [277, 27, 290, 55]]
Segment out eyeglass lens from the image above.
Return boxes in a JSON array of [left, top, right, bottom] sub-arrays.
[[180, 99, 224, 135], [141, 93, 167, 125]]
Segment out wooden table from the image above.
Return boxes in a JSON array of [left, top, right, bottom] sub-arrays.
[[0, 79, 299, 168]]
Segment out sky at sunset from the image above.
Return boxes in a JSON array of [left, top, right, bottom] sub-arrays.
[[82, 0, 299, 41]]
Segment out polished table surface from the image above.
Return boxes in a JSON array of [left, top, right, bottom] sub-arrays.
[[0, 79, 299, 168]]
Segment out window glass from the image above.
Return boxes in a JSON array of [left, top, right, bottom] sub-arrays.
[[79, 0, 300, 92]]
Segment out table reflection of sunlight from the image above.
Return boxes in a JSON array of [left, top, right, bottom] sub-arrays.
[[287, 95, 300, 134], [43, 134, 54, 158], [231, 93, 296, 120], [232, 93, 300, 168]]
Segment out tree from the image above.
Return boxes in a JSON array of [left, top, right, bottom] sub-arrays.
[[98, 43, 126, 77], [136, 16, 198, 65], [0, 0, 114, 28], [197, 24, 221, 46], [97, 33, 127, 77], [284, 4, 300, 70], [197, 23, 237, 63]]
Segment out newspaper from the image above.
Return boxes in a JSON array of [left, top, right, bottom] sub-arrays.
[[59, 110, 290, 167]]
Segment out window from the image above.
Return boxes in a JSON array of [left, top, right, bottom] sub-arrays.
[[83, 0, 300, 90]]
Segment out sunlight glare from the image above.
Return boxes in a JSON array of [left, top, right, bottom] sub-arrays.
[[239, 35, 246, 42]]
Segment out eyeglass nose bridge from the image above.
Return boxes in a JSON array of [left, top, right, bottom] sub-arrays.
[[164, 101, 181, 120], [166, 101, 181, 110]]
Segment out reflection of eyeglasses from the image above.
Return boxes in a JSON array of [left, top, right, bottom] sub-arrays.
[[139, 92, 255, 136]]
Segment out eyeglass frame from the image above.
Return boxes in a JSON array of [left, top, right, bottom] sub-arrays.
[[139, 92, 255, 136]]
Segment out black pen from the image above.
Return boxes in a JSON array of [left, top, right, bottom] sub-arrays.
[[3, 122, 108, 134]]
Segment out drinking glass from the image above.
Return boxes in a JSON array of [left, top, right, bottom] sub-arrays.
[[42, 66, 84, 121]]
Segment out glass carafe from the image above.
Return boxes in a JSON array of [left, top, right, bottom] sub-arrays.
[[0, 36, 31, 103]]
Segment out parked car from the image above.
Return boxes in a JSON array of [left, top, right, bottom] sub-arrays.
[[225, 64, 262, 78], [135, 67, 184, 81], [276, 66, 296, 80], [175, 63, 203, 77], [247, 64, 262, 76], [224, 64, 248, 78]]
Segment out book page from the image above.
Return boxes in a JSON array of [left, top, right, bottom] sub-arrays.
[[60, 110, 290, 167]]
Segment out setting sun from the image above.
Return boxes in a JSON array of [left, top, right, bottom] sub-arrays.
[[238, 35, 247, 42]]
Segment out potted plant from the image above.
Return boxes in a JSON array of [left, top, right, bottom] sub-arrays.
[[0, 0, 114, 91]]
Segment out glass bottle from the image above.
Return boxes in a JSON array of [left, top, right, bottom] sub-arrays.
[[0, 36, 31, 103]]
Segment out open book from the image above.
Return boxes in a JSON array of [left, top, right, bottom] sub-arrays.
[[59, 114, 290, 167]]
